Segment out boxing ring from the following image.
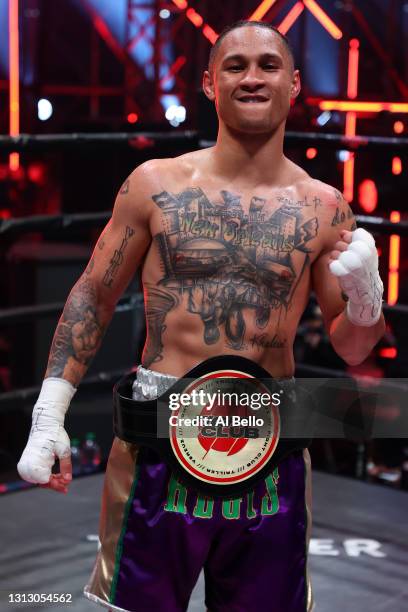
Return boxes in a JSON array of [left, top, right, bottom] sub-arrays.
[[1, 129, 407, 410], [1, 468, 407, 611], [1, 129, 407, 610]]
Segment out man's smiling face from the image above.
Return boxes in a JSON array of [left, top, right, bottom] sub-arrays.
[[204, 26, 300, 135]]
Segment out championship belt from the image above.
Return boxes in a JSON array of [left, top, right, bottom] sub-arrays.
[[113, 355, 311, 498]]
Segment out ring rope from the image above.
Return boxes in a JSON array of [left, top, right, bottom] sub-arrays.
[[1, 212, 406, 237], [0, 131, 406, 152]]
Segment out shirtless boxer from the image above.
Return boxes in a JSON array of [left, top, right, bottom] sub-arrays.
[[17, 20, 385, 612]]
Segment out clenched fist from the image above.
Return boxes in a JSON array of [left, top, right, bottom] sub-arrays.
[[17, 378, 76, 494], [329, 227, 383, 327]]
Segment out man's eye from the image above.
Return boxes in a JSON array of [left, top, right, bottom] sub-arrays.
[[264, 64, 279, 70], [227, 65, 242, 71]]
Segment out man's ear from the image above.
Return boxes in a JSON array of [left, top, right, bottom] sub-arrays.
[[203, 70, 216, 102], [290, 69, 301, 100]]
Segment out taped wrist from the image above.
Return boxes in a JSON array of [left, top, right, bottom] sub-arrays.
[[329, 228, 384, 328], [31, 377, 77, 430], [346, 292, 383, 327]]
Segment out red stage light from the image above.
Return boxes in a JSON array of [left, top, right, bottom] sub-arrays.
[[393, 120, 404, 134], [343, 153, 355, 202], [186, 8, 203, 28], [358, 179, 378, 213], [347, 39, 360, 99], [343, 113, 356, 202], [27, 162, 46, 184], [278, 2, 304, 35], [303, 0, 342, 39], [160, 56, 186, 88], [378, 347, 397, 359], [306, 148, 317, 159], [392, 157, 402, 175], [342, 32, 359, 203], [319, 100, 408, 112], [171, 0, 187, 9], [9, 153, 19, 172], [127, 112, 138, 124], [9, 0, 20, 171], [170, 1, 218, 45], [249, 0, 278, 21], [345, 111, 356, 136], [388, 211, 400, 306], [202, 24, 218, 44]]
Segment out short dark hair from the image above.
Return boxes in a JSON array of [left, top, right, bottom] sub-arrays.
[[208, 20, 295, 74]]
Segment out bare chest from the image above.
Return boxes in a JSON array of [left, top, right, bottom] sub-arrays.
[[149, 186, 321, 282]]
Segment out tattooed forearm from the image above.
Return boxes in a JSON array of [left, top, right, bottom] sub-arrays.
[[45, 277, 111, 386], [103, 225, 135, 288]]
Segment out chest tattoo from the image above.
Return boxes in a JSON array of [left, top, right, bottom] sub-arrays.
[[143, 187, 318, 364]]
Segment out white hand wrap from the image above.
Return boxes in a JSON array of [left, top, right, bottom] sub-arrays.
[[329, 228, 384, 327], [17, 378, 76, 484]]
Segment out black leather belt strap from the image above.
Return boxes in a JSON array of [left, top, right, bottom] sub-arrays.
[[113, 355, 311, 498]]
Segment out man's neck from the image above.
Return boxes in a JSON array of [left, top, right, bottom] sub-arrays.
[[210, 122, 288, 186]]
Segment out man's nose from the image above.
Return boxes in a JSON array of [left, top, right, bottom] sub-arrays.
[[239, 67, 266, 90]]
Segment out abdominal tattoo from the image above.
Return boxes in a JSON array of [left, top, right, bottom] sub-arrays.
[[144, 187, 319, 364]]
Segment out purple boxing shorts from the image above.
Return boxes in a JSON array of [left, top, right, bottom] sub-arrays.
[[84, 366, 313, 612]]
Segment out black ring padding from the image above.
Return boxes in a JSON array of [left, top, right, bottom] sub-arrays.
[[201, 132, 408, 151], [0, 282, 406, 331], [0, 368, 126, 411], [0, 292, 144, 325], [305, 292, 407, 317], [0, 131, 200, 153], [383, 302, 408, 315], [3, 360, 408, 417], [295, 363, 408, 393], [0, 293, 405, 327], [286, 131, 408, 151], [356, 215, 408, 237], [0, 130, 406, 153], [1, 211, 407, 239], [0, 212, 110, 237]]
